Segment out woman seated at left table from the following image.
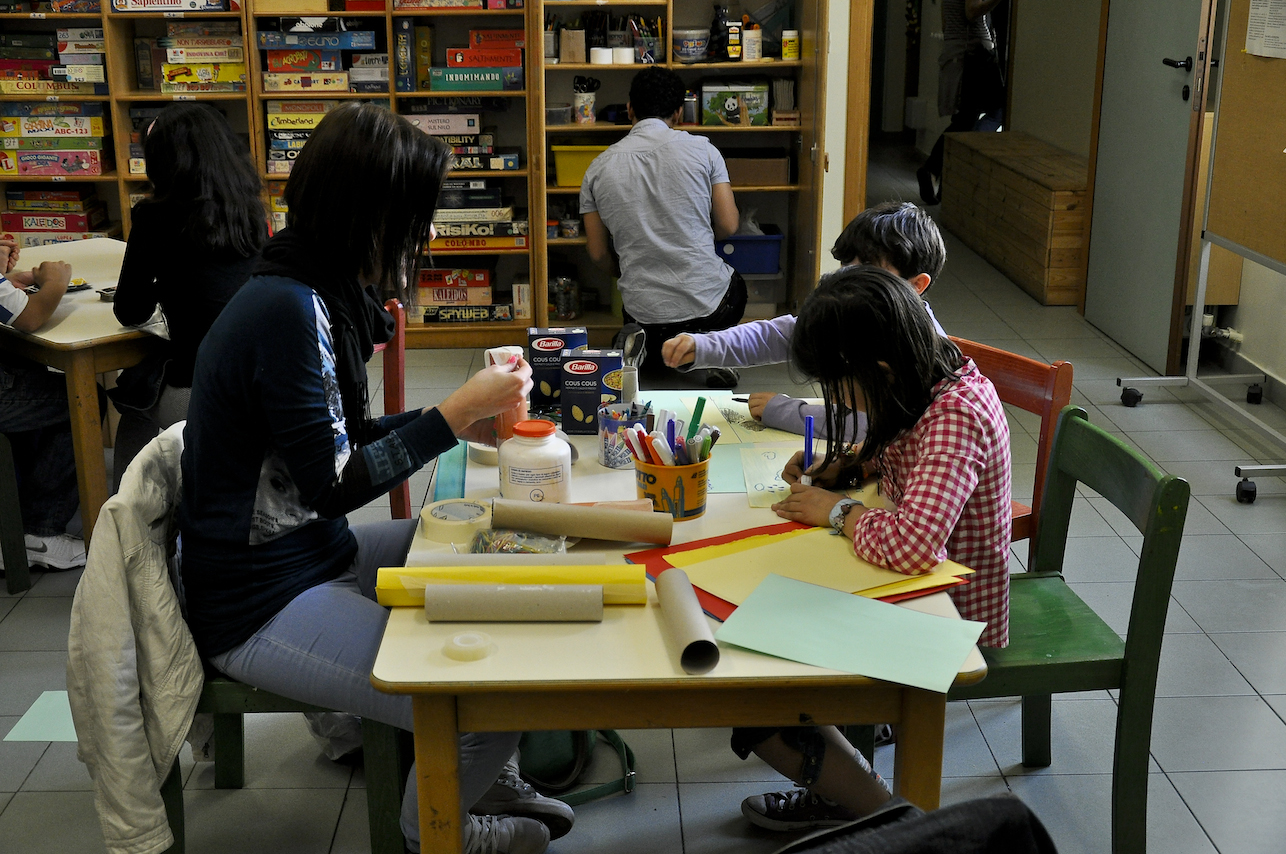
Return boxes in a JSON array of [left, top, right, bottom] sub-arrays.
[[178, 102, 570, 854], [110, 103, 267, 492]]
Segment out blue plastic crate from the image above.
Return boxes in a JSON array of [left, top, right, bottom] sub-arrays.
[[715, 224, 783, 275]]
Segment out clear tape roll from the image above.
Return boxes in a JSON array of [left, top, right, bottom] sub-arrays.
[[419, 498, 492, 545], [589, 47, 613, 65], [444, 631, 495, 661]]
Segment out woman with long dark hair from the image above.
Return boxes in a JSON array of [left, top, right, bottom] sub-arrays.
[[178, 103, 556, 854], [111, 103, 268, 490]]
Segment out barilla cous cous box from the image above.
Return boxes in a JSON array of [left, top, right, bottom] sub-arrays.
[[527, 326, 586, 409], [560, 349, 623, 435]]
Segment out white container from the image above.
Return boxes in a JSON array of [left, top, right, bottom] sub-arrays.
[[499, 420, 572, 504], [589, 46, 613, 65], [743, 28, 762, 61], [612, 46, 634, 64], [672, 28, 709, 63]]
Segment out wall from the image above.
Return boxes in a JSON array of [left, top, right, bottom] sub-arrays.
[[881, 0, 907, 131], [915, 0, 953, 155], [1007, 0, 1101, 157], [1226, 261, 1286, 383], [820, 0, 851, 278]]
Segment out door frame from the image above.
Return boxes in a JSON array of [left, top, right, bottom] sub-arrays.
[[1081, 0, 1220, 374], [844, 0, 877, 223]]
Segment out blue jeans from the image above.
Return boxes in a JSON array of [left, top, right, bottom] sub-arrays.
[[209, 519, 520, 851], [0, 355, 78, 536]]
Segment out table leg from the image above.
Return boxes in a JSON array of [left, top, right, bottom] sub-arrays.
[[413, 695, 462, 854], [892, 688, 945, 811], [64, 351, 106, 546]]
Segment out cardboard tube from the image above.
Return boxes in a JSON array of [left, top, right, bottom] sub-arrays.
[[376, 564, 646, 606], [492, 497, 673, 544], [655, 570, 720, 674], [426, 583, 604, 622]]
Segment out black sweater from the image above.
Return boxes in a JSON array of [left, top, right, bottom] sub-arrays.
[[113, 202, 259, 387]]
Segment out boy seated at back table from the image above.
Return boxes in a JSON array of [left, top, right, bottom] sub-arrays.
[[660, 202, 948, 439], [0, 239, 91, 571]]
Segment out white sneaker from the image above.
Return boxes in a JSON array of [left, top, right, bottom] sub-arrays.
[[24, 533, 85, 570], [463, 814, 549, 854], [471, 753, 575, 839]]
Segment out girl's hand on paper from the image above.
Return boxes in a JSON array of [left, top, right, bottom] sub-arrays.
[[746, 392, 776, 420], [781, 450, 843, 487], [771, 483, 848, 529]]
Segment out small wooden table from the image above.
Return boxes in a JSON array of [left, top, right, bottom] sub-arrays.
[[0, 239, 156, 544], [372, 427, 986, 853]]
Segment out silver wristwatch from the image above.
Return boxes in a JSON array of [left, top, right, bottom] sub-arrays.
[[828, 498, 862, 533]]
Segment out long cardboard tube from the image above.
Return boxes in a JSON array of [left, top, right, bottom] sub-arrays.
[[491, 498, 673, 545], [426, 583, 604, 622], [655, 570, 720, 674]]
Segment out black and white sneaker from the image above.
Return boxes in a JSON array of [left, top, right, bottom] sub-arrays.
[[612, 323, 646, 369], [705, 367, 739, 389]]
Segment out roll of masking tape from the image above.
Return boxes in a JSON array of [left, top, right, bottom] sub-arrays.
[[589, 47, 613, 65], [444, 631, 495, 661], [612, 46, 634, 64], [418, 498, 492, 545], [468, 442, 500, 466]]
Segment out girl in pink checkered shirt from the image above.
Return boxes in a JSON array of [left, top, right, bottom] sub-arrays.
[[733, 264, 1013, 834]]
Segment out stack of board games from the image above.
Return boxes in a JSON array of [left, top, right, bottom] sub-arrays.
[[0, 102, 111, 178], [0, 1, 102, 15], [111, 0, 224, 11], [266, 99, 338, 175], [0, 185, 121, 246], [389, 20, 433, 92], [0, 28, 109, 96], [124, 105, 163, 176], [257, 18, 379, 94], [140, 21, 247, 94], [427, 29, 524, 94]]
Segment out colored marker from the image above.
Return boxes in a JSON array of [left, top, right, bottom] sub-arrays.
[[688, 396, 707, 440], [651, 436, 675, 466], [666, 418, 676, 454], [801, 415, 814, 486]]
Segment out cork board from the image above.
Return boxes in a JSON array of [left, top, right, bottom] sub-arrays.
[[1205, 0, 1286, 266]]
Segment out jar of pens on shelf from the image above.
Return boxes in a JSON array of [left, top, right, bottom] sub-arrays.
[[626, 402, 720, 521]]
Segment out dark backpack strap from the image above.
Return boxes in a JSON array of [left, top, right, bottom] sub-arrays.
[[521, 730, 597, 794], [555, 730, 636, 807]]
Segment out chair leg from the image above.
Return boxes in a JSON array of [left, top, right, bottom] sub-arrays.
[[362, 719, 412, 854], [160, 758, 185, 854], [1020, 694, 1052, 767], [1112, 687, 1154, 854], [0, 435, 31, 595], [842, 724, 877, 765], [212, 713, 246, 789]]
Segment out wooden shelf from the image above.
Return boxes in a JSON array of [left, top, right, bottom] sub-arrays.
[[406, 322, 530, 349], [548, 236, 587, 246], [675, 59, 802, 70], [0, 94, 111, 101], [450, 169, 529, 178], [386, 6, 522, 14], [0, 11, 101, 19], [547, 63, 662, 71], [0, 172, 122, 183], [259, 90, 379, 99], [108, 9, 242, 16], [120, 90, 248, 101], [395, 90, 526, 98], [429, 246, 531, 256]]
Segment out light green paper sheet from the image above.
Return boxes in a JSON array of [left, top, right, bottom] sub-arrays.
[[714, 574, 985, 693], [739, 445, 799, 507], [4, 690, 78, 742], [706, 441, 751, 492]]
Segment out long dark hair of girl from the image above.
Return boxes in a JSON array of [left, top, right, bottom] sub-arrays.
[[790, 265, 965, 470], [284, 102, 452, 303], [141, 103, 267, 257]]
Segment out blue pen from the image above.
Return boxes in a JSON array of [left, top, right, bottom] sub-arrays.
[[802, 415, 814, 486], [666, 418, 676, 454]]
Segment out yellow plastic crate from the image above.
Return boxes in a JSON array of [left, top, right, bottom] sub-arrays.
[[551, 144, 608, 187]]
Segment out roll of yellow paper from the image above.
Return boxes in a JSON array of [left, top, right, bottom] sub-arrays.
[[377, 564, 646, 607]]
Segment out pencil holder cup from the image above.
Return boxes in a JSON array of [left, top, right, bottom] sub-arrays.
[[597, 403, 647, 468], [635, 457, 709, 520], [573, 92, 596, 124]]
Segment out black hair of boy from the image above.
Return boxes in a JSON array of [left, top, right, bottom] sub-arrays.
[[629, 66, 687, 120], [830, 201, 947, 283], [142, 103, 268, 257], [284, 102, 452, 300], [791, 264, 964, 468]]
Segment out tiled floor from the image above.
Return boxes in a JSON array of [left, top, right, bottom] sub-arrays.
[[6, 138, 1286, 853]]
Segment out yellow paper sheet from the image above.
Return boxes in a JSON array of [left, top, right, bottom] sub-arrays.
[[858, 573, 968, 600], [681, 528, 971, 605], [739, 445, 799, 507], [376, 565, 646, 607], [668, 528, 815, 567]]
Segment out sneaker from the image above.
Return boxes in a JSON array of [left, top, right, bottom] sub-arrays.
[[612, 323, 646, 369], [741, 788, 859, 832], [705, 367, 740, 389], [463, 814, 549, 854], [875, 724, 895, 747], [471, 753, 575, 839], [24, 533, 85, 570], [916, 166, 941, 206]]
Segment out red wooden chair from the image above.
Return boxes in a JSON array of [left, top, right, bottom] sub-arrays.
[[373, 299, 412, 519], [950, 337, 1073, 562]]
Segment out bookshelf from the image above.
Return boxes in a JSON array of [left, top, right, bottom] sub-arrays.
[[2, 0, 828, 349]]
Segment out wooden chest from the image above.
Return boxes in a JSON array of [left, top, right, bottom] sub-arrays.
[[941, 132, 1088, 306]]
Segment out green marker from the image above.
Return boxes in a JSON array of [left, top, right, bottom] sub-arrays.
[[688, 396, 707, 441]]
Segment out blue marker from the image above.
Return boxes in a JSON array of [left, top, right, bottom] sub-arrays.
[[802, 415, 814, 486], [666, 418, 677, 456]]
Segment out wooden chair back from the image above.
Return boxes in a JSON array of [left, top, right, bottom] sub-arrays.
[[373, 299, 412, 519], [1, 433, 30, 594], [949, 336, 1073, 560]]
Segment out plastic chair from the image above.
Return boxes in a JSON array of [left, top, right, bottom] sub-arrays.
[[950, 337, 1073, 562], [1, 433, 31, 594], [948, 406, 1190, 854], [374, 299, 412, 520]]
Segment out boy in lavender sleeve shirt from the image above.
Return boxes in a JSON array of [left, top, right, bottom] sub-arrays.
[[661, 202, 948, 440]]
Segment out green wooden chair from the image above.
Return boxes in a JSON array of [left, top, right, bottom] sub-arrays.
[[1, 433, 31, 595], [158, 679, 413, 854], [948, 406, 1190, 854]]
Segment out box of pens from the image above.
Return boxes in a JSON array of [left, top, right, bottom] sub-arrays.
[[625, 404, 720, 521]]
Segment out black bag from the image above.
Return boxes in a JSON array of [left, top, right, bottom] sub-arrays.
[[517, 730, 635, 806]]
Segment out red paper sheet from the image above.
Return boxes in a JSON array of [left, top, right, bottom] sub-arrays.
[[627, 521, 967, 621]]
